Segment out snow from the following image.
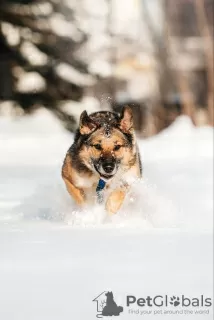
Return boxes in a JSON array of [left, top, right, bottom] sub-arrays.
[[20, 41, 49, 66], [0, 109, 213, 319], [59, 96, 103, 124], [55, 63, 95, 86], [49, 13, 82, 40], [16, 72, 46, 93], [1, 22, 20, 47]]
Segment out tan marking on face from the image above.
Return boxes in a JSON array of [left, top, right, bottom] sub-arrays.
[[87, 128, 126, 158], [79, 127, 136, 170]]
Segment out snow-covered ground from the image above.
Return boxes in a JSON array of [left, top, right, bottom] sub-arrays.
[[0, 109, 213, 319]]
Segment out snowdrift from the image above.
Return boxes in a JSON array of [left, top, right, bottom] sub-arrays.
[[0, 109, 212, 232], [0, 109, 213, 320]]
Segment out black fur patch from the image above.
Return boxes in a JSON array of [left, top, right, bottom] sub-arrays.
[[68, 143, 93, 174]]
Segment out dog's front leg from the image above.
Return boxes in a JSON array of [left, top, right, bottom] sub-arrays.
[[105, 188, 127, 214], [63, 177, 85, 206]]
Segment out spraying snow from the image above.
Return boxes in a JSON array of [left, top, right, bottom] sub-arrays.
[[0, 109, 212, 232]]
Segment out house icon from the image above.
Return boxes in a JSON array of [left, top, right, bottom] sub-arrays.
[[93, 291, 108, 318], [93, 291, 123, 318]]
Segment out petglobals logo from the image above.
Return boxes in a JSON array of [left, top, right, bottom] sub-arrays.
[[126, 294, 212, 308], [126, 294, 212, 317], [93, 291, 123, 318], [92, 291, 212, 318]]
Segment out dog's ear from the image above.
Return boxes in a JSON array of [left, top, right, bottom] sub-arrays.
[[119, 106, 133, 133], [79, 110, 97, 135]]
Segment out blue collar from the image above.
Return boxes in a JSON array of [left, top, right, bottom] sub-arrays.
[[96, 178, 106, 203], [96, 178, 106, 192]]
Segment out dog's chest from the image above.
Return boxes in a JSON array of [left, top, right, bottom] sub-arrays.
[[75, 174, 98, 188]]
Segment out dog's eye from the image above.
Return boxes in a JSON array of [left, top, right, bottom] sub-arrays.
[[114, 145, 122, 151], [94, 144, 102, 150]]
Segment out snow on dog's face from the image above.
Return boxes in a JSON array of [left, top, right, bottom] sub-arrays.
[[77, 107, 136, 179]]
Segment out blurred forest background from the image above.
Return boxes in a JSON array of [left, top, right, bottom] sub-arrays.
[[0, 0, 213, 137]]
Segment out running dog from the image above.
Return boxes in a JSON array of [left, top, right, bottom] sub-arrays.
[[62, 106, 142, 214]]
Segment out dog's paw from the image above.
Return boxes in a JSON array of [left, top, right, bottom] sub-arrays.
[[105, 190, 125, 214]]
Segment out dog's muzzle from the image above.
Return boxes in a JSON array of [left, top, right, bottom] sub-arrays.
[[95, 158, 118, 179], [102, 161, 115, 174]]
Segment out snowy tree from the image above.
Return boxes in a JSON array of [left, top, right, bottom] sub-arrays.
[[0, 0, 95, 130]]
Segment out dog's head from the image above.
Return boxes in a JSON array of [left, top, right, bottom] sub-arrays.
[[76, 106, 136, 179], [105, 291, 114, 300]]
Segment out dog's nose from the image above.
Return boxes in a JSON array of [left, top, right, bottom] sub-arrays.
[[102, 162, 115, 174]]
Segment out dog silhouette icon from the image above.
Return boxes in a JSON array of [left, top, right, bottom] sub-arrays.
[[102, 291, 123, 316]]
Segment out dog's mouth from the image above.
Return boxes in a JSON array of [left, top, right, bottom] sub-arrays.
[[94, 167, 115, 180]]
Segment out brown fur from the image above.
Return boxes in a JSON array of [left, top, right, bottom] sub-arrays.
[[62, 106, 142, 214]]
